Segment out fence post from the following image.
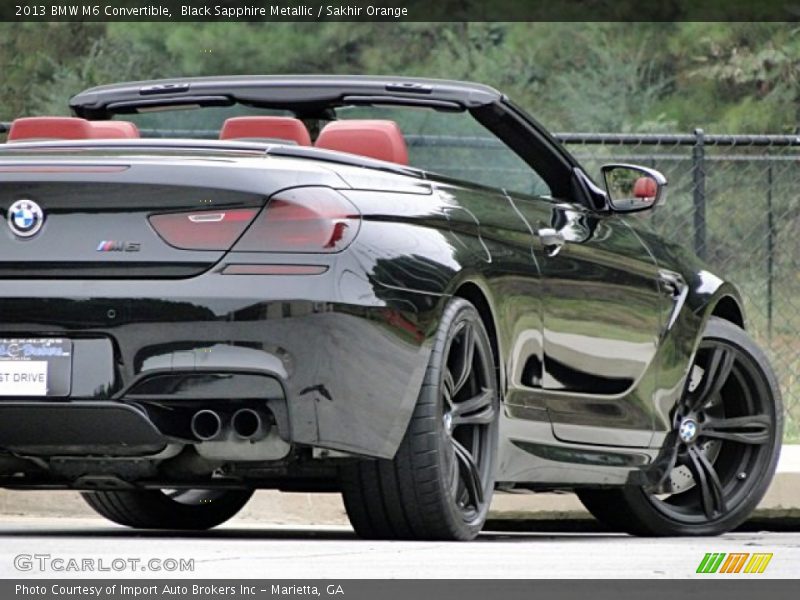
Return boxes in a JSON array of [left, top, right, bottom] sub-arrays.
[[692, 128, 707, 260], [767, 163, 774, 343]]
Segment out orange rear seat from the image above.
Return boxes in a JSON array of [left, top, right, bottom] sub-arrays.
[[7, 117, 140, 141], [220, 117, 311, 146], [88, 121, 140, 139], [8, 117, 94, 141], [314, 120, 409, 165]]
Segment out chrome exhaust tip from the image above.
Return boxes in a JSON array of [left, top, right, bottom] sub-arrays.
[[231, 408, 268, 441], [190, 409, 223, 441]]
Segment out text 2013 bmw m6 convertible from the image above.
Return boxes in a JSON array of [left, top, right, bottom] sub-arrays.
[[0, 76, 782, 540]]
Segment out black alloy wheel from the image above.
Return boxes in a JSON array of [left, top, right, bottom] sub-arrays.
[[441, 309, 497, 521], [578, 317, 782, 536], [340, 297, 500, 540]]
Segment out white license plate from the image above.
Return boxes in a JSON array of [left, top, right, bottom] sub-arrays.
[[0, 338, 72, 397], [0, 361, 48, 396]]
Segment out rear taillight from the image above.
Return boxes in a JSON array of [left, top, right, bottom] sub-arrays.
[[149, 208, 258, 251], [232, 187, 360, 253]]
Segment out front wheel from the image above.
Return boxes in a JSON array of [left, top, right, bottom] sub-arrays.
[[578, 317, 783, 536], [81, 488, 253, 530], [340, 298, 500, 540]]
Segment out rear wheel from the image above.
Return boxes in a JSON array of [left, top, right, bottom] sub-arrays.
[[81, 488, 253, 530], [578, 317, 782, 536], [340, 298, 500, 540]]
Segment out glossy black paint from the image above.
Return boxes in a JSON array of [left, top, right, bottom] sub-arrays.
[[0, 76, 746, 491]]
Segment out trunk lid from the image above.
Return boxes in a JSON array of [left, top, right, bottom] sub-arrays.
[[0, 144, 344, 278]]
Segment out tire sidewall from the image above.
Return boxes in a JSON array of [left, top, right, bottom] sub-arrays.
[[153, 489, 254, 529], [417, 298, 499, 539], [82, 489, 253, 530]]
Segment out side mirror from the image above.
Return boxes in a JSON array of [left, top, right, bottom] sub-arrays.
[[601, 164, 667, 213]]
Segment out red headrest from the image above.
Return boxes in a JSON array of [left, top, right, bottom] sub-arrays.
[[7, 117, 93, 141], [220, 117, 311, 146], [633, 176, 658, 198], [89, 121, 140, 139], [7, 117, 140, 141], [315, 120, 409, 165]]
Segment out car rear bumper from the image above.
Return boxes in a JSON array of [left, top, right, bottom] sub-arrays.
[[0, 402, 166, 454], [0, 267, 441, 459]]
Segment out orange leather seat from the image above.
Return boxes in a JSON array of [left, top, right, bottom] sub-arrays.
[[315, 120, 409, 165], [8, 117, 94, 141], [633, 176, 657, 198], [8, 117, 140, 141], [89, 121, 140, 139], [220, 117, 311, 146]]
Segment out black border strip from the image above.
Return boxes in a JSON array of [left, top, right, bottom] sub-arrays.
[[2, 0, 800, 22]]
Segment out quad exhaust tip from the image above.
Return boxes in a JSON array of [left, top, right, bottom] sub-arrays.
[[190, 408, 270, 442], [231, 408, 268, 441], [190, 409, 222, 441]]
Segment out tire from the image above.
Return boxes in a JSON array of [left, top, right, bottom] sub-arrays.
[[340, 297, 500, 540], [81, 488, 253, 530], [578, 317, 783, 536]]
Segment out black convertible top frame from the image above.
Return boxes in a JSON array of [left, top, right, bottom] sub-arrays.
[[69, 75, 503, 118], [67, 75, 588, 201]]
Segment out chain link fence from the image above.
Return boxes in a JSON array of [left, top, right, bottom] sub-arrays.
[[550, 131, 800, 441]]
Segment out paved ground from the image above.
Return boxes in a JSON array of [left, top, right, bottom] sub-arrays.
[[0, 450, 796, 580], [4, 448, 799, 525], [0, 517, 797, 579]]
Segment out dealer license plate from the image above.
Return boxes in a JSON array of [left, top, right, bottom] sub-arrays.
[[0, 338, 72, 397]]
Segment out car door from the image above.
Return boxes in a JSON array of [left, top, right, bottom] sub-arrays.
[[434, 182, 546, 409], [510, 194, 665, 447]]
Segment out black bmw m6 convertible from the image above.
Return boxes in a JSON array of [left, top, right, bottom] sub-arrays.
[[0, 76, 782, 540]]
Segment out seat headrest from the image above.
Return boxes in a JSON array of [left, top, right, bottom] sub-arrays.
[[89, 121, 140, 139], [7, 117, 140, 141], [315, 120, 409, 165], [220, 117, 311, 146], [7, 117, 93, 142], [633, 176, 657, 198]]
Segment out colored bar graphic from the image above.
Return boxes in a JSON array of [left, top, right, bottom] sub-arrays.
[[697, 553, 725, 573], [719, 553, 749, 573], [744, 553, 773, 574], [696, 552, 772, 574]]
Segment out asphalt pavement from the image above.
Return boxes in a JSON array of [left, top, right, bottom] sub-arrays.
[[0, 516, 797, 579]]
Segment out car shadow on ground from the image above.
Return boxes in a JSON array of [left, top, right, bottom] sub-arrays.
[[0, 519, 628, 541], [0, 518, 794, 540]]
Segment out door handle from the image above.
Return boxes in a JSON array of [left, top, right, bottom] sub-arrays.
[[658, 269, 688, 331], [658, 269, 686, 298], [537, 228, 565, 257]]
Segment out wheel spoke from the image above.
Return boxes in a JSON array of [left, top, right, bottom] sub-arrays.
[[443, 368, 456, 410], [687, 345, 734, 412], [445, 436, 459, 497], [452, 437, 484, 507], [687, 445, 727, 520], [451, 322, 475, 397], [701, 414, 772, 445], [451, 388, 495, 426]]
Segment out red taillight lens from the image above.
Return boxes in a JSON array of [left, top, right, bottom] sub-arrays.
[[232, 187, 360, 253], [149, 208, 259, 251]]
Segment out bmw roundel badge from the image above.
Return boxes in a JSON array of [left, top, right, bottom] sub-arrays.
[[7, 199, 45, 238]]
